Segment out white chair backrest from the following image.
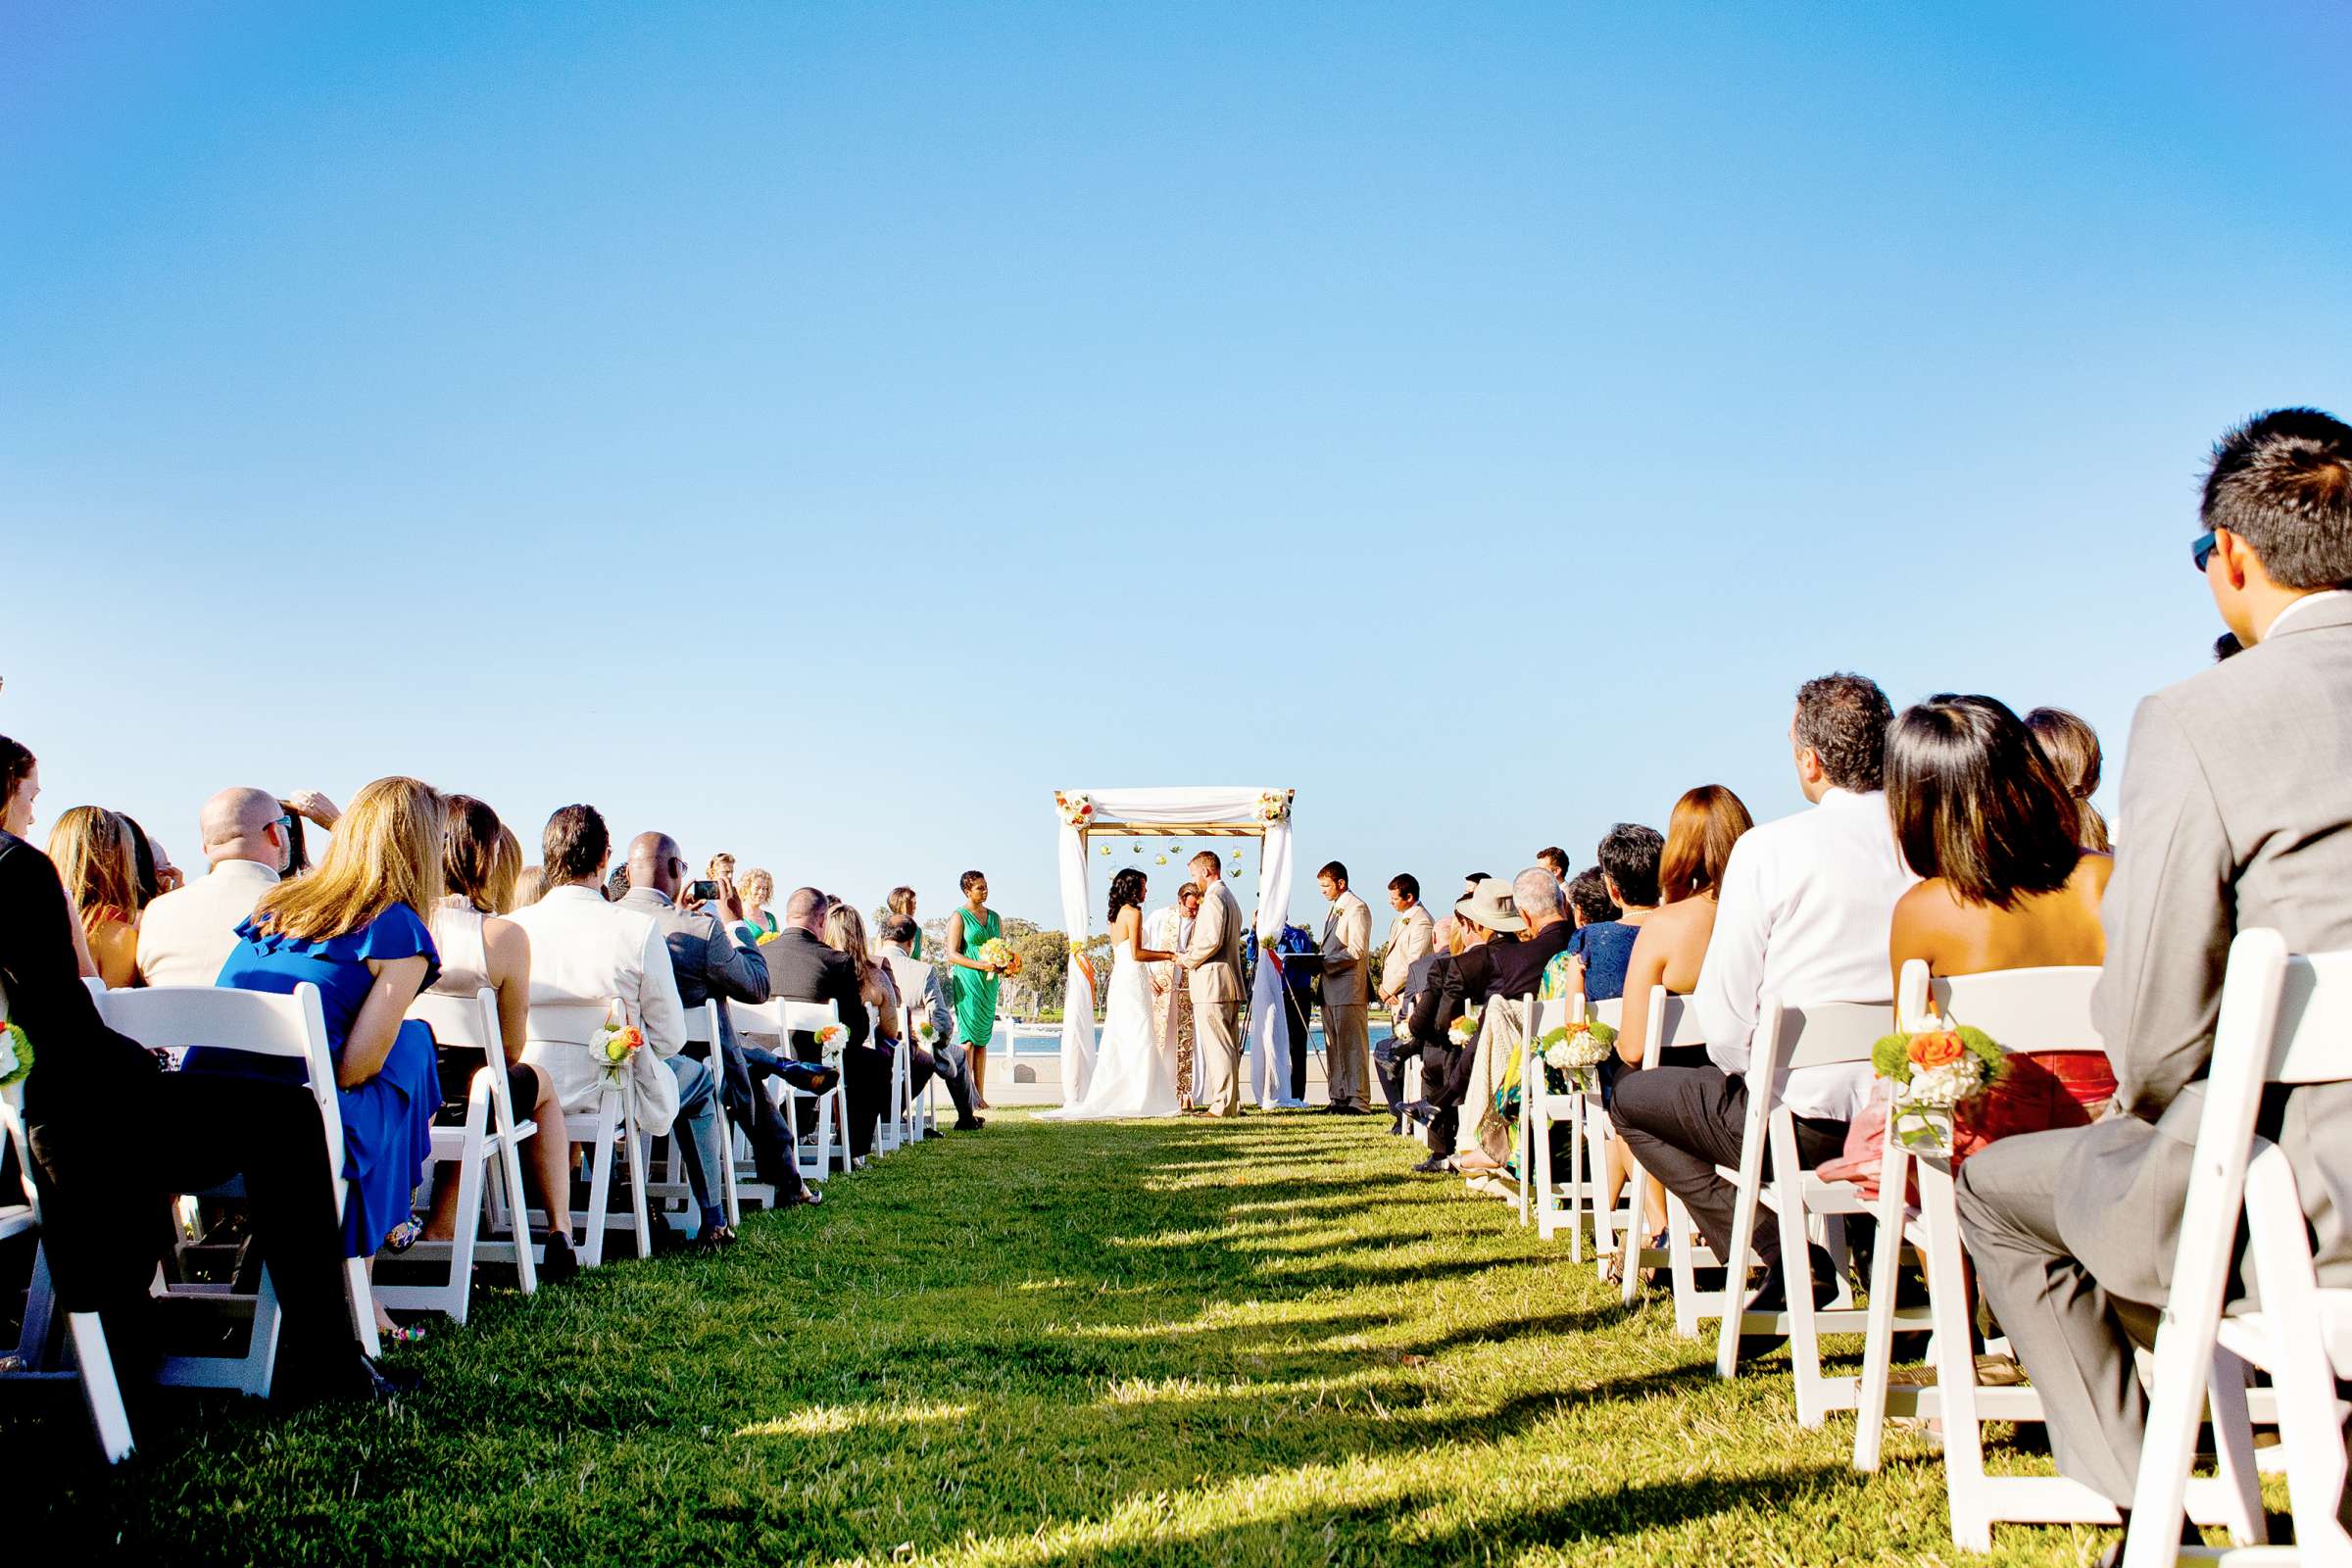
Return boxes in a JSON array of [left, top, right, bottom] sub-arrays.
[[1750, 998, 1887, 1093], [780, 999, 840, 1034], [1639, 989, 1705, 1070], [680, 1000, 723, 1047], [1529, 996, 1572, 1038], [96, 984, 345, 1208], [82, 976, 106, 1000], [729, 996, 785, 1036], [1894, 960, 2102, 1052], [408, 987, 501, 1054], [1591, 997, 1624, 1032]]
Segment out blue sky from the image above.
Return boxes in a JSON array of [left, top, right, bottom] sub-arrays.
[[5, 1, 2347, 940]]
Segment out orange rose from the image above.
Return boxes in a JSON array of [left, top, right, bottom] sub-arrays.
[[1908, 1030, 1965, 1068]]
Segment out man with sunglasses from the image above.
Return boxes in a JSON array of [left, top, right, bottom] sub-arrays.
[[134, 786, 295, 987], [1955, 407, 2352, 1562]]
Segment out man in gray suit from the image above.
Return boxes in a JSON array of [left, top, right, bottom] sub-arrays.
[[621, 832, 810, 1215], [1180, 850, 1248, 1117], [1956, 408, 2352, 1545]]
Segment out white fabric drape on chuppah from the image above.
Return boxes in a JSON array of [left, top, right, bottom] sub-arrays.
[[1053, 788, 1293, 1108]]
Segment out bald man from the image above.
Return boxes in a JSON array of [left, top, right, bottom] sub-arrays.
[[136, 787, 289, 987]]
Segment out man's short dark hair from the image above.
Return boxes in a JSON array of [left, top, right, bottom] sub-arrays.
[[1565, 867, 1620, 926], [2202, 408, 2352, 589], [1317, 860, 1348, 885], [1536, 846, 1568, 874], [1596, 823, 1665, 907], [1388, 872, 1420, 904], [1794, 672, 1893, 793], [543, 804, 610, 885], [881, 915, 920, 946]]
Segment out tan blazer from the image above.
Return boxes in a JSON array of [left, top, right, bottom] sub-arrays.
[[1320, 890, 1373, 1007], [1182, 879, 1245, 1004], [1380, 903, 1435, 1004]]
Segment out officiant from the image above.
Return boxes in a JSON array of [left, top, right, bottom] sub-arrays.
[[1144, 883, 1203, 1107]]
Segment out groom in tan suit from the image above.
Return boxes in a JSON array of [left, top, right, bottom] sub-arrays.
[[1316, 861, 1374, 1112], [1179, 850, 1246, 1116]]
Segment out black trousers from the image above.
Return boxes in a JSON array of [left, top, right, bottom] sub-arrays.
[[693, 1038, 806, 1201], [1373, 1034, 1417, 1114], [795, 1042, 893, 1158], [1608, 1063, 1848, 1269], [1420, 1041, 1465, 1155], [27, 1070, 357, 1386]]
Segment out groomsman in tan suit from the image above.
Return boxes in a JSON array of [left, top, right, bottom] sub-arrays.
[[1179, 850, 1247, 1116], [1316, 861, 1374, 1112]]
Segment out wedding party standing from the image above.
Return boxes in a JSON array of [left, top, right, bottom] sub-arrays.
[[1177, 851, 1246, 1117], [1144, 882, 1200, 1107]]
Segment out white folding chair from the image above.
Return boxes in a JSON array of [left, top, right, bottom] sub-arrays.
[[876, 1030, 908, 1155], [1851, 963, 2117, 1544], [95, 984, 381, 1392], [527, 1000, 650, 1269], [374, 988, 539, 1322], [2125, 930, 2352, 1567], [1, 1062, 135, 1463], [1713, 998, 1891, 1427], [1612, 990, 1710, 1315], [1522, 995, 1592, 1248], [673, 1000, 741, 1227], [733, 997, 852, 1182]]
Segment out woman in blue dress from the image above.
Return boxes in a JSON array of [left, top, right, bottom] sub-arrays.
[[215, 775, 446, 1344]]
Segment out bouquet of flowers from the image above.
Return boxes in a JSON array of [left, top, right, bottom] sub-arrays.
[[1872, 1015, 2005, 1153], [978, 937, 1021, 976], [812, 1020, 849, 1072], [914, 1019, 939, 1046], [0, 1020, 32, 1091], [1447, 1008, 1482, 1047], [756, 929, 784, 947], [1255, 789, 1291, 824], [1537, 1018, 1619, 1095], [594, 1005, 646, 1086], [1054, 791, 1097, 828]]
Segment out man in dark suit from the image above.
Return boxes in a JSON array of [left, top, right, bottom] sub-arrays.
[[619, 832, 811, 1215], [1, 750, 392, 1406], [1956, 409, 2352, 1555], [1410, 872, 1574, 1172], [762, 886, 890, 1159]]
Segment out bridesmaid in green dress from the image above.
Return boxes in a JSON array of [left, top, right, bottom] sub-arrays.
[[946, 870, 1004, 1108]]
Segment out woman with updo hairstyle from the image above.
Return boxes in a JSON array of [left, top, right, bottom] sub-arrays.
[[2024, 707, 2111, 854]]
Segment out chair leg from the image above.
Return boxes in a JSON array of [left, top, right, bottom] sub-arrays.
[[620, 1115, 651, 1259], [498, 1129, 538, 1295], [65, 1313, 134, 1463], [1919, 1162, 1994, 1552], [1715, 1134, 1768, 1380], [1533, 1089, 1557, 1242], [2242, 1150, 2350, 1559], [446, 1138, 487, 1326], [1668, 1190, 1703, 1338], [1851, 1152, 1912, 1472], [1565, 1099, 1586, 1264], [344, 1256, 380, 1361], [1773, 1119, 1832, 1426]]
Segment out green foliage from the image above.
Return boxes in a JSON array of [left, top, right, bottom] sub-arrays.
[[1872, 1032, 1912, 1077]]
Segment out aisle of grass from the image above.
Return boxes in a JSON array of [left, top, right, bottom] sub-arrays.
[[4, 1110, 2108, 1565]]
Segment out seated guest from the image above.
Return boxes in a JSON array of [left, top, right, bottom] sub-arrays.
[[1548, 826, 1664, 1007], [1373, 874, 1436, 1124], [422, 795, 577, 1277], [886, 885, 922, 956], [135, 787, 288, 987], [1607, 786, 1755, 1264], [122, 816, 182, 904], [490, 824, 525, 910], [47, 806, 142, 988], [1398, 903, 1503, 1168], [2024, 706, 2112, 854], [732, 867, 780, 946], [1611, 673, 1913, 1345], [1446, 870, 1577, 1172], [825, 902, 903, 1159], [4, 737, 405, 1404], [513, 861, 547, 908], [620, 830, 811, 1228], [882, 915, 982, 1130], [212, 776, 446, 1343], [1955, 409, 2352, 1556], [508, 805, 724, 1245], [764, 887, 890, 1160]]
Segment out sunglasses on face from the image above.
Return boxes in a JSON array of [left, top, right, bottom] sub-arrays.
[[2192, 529, 2219, 574]]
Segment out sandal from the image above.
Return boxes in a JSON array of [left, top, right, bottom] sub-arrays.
[[379, 1320, 427, 1347], [381, 1216, 425, 1253]]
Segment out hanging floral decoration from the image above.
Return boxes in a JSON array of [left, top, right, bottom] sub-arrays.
[[1255, 790, 1292, 824], [1054, 792, 1096, 828]]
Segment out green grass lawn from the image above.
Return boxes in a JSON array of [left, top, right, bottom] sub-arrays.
[[4, 1110, 2116, 1565]]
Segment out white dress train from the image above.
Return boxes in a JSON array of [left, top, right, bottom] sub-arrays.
[[1043, 939, 1182, 1120]]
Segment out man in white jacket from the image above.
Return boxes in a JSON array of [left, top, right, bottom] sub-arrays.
[[509, 804, 726, 1248]]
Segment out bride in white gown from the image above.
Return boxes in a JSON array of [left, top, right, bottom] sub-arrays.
[[1044, 868, 1184, 1120]]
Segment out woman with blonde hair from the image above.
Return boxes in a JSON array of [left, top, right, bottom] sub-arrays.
[[1601, 784, 1756, 1281], [211, 776, 447, 1341], [822, 901, 901, 1161], [46, 806, 142, 988], [732, 867, 779, 946]]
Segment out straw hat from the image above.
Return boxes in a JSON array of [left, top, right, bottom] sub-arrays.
[[1452, 876, 1526, 933]]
